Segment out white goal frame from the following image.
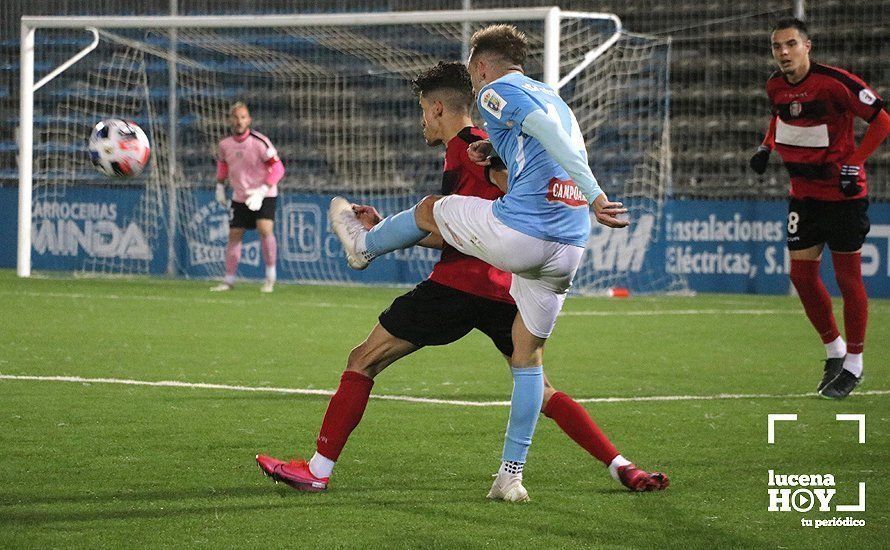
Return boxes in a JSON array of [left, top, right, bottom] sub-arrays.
[[17, 7, 623, 277]]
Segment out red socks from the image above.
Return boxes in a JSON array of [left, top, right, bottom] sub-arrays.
[[543, 391, 619, 466], [790, 259, 840, 344], [316, 371, 374, 461], [832, 253, 868, 354]]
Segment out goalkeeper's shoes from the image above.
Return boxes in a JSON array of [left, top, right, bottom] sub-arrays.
[[819, 368, 862, 400], [210, 282, 233, 292], [817, 357, 846, 393], [260, 280, 275, 293], [256, 455, 329, 492], [329, 196, 372, 270], [615, 464, 670, 492], [486, 472, 530, 503]]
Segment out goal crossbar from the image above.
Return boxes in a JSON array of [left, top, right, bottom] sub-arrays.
[[20, 9, 621, 29]]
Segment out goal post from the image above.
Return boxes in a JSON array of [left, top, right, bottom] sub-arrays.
[[18, 8, 684, 293]]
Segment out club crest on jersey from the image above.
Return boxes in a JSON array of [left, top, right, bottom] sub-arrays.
[[480, 89, 506, 120], [859, 88, 877, 106], [789, 101, 802, 117]]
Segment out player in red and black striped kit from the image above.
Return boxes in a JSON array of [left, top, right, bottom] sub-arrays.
[[750, 18, 890, 398], [257, 62, 667, 496]]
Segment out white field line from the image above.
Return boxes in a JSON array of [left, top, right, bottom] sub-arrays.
[[0, 290, 377, 309], [560, 309, 799, 317], [1, 290, 807, 317], [1, 374, 887, 407]]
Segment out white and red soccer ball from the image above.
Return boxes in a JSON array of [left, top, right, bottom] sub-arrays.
[[88, 119, 151, 178]]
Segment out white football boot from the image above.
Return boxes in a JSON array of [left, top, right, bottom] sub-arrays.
[[210, 282, 233, 292], [486, 472, 530, 503], [260, 280, 274, 293], [328, 197, 371, 270]]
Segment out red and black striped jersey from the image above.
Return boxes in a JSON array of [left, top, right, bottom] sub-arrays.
[[427, 126, 514, 304], [766, 63, 885, 201]]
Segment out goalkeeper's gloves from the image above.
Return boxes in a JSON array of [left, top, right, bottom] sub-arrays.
[[839, 165, 863, 197], [215, 183, 227, 207], [245, 184, 269, 211], [749, 146, 771, 175]]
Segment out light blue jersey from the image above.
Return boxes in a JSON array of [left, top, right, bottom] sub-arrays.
[[477, 73, 596, 248]]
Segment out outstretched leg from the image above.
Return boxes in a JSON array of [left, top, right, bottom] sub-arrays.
[[329, 196, 442, 270], [257, 324, 418, 491], [310, 324, 420, 477], [541, 381, 668, 491]]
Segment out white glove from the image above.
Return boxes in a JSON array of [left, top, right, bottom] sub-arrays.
[[245, 184, 269, 211], [215, 183, 227, 206]]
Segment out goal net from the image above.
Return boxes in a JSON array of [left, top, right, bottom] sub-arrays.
[[21, 9, 686, 294]]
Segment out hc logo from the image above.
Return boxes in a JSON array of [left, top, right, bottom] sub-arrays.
[[282, 203, 321, 262]]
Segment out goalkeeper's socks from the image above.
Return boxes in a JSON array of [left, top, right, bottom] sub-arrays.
[[315, 371, 374, 462], [225, 240, 242, 280], [364, 204, 430, 257], [542, 391, 619, 466], [261, 234, 277, 269], [502, 366, 544, 463]]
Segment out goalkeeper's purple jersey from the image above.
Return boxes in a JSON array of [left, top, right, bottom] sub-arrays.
[[217, 130, 280, 203]]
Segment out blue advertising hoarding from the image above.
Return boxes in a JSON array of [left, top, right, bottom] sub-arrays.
[[2, 186, 888, 297]]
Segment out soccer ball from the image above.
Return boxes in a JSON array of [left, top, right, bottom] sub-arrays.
[[88, 119, 151, 178]]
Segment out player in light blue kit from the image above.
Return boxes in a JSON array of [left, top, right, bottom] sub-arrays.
[[329, 25, 667, 501]]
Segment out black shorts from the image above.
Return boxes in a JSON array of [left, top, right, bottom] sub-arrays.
[[230, 197, 277, 229], [378, 279, 517, 357], [787, 198, 870, 252]]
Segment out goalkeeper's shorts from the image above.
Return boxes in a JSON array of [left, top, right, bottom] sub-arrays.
[[379, 279, 517, 357], [229, 197, 277, 229]]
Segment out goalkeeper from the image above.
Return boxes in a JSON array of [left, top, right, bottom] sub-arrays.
[[211, 102, 285, 293]]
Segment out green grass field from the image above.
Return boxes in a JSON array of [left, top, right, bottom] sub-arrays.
[[0, 270, 887, 548]]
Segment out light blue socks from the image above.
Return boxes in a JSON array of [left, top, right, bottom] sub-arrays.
[[502, 366, 544, 463], [364, 204, 430, 257]]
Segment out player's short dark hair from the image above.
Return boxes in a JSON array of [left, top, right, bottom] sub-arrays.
[[772, 17, 809, 39], [469, 24, 528, 67], [411, 61, 474, 112]]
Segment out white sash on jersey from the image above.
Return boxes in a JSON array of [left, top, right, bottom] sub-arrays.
[[775, 118, 829, 148]]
